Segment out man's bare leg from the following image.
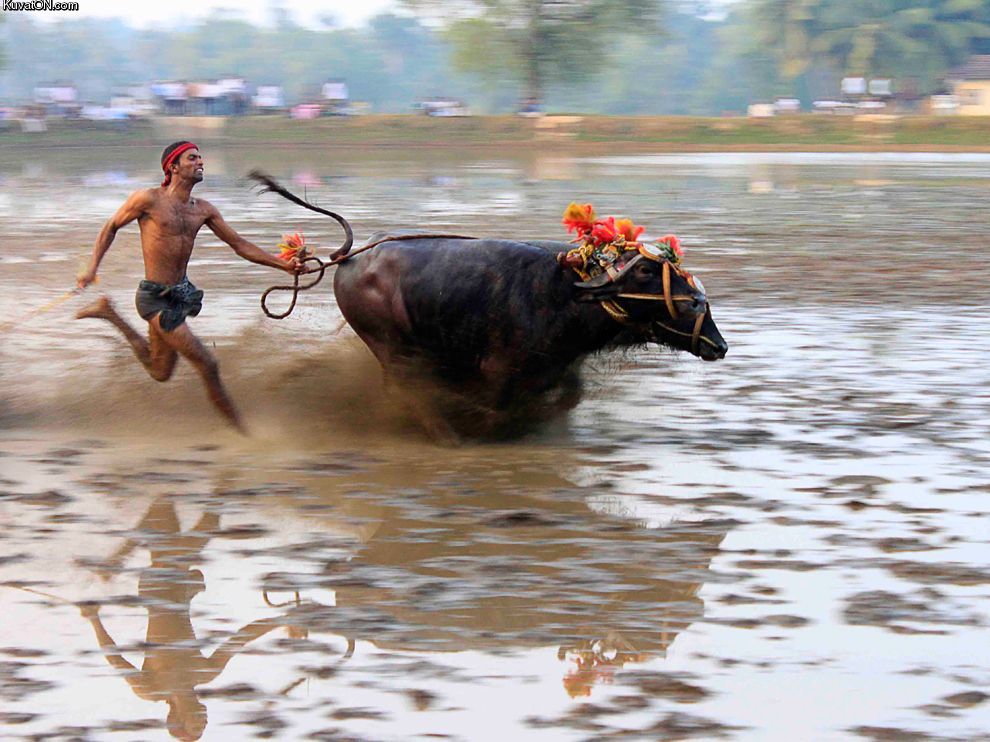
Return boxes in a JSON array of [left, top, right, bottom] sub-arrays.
[[76, 297, 244, 432], [150, 316, 246, 433], [76, 297, 178, 382]]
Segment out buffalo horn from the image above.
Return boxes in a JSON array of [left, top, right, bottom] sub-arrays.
[[573, 253, 644, 289]]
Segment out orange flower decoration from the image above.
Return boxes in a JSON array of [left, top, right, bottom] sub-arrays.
[[276, 231, 308, 261], [562, 202, 597, 237], [562, 203, 649, 248], [614, 218, 645, 243]]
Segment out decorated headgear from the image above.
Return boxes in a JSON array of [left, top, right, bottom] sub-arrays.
[[558, 202, 684, 283], [160, 141, 199, 187]]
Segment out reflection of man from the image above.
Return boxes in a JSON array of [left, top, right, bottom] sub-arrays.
[[75, 141, 305, 432], [80, 498, 296, 741]]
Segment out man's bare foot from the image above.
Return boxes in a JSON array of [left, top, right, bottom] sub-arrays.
[[75, 296, 114, 320]]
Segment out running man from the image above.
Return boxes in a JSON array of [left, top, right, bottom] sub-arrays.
[[76, 141, 304, 432]]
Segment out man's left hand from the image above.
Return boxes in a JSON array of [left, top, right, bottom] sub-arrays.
[[287, 257, 308, 275]]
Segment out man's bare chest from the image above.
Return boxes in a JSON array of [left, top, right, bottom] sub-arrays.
[[144, 201, 208, 237]]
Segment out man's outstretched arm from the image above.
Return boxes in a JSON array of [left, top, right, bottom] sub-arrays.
[[205, 205, 304, 274], [78, 189, 152, 288], [80, 605, 138, 673], [201, 616, 283, 682]]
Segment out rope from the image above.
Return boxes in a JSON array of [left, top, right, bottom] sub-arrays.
[[250, 169, 706, 342], [261, 255, 327, 320], [653, 308, 713, 354], [0, 285, 90, 334], [2, 583, 76, 605], [260, 233, 477, 320], [252, 165, 481, 320], [662, 261, 678, 320]]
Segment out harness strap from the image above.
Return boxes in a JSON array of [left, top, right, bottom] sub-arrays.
[[692, 310, 705, 354], [595, 260, 704, 331], [615, 293, 697, 302], [653, 307, 717, 352], [662, 261, 678, 320], [600, 300, 630, 323]]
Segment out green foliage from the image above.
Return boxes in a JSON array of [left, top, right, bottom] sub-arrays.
[[745, 0, 990, 90], [1, 2, 988, 115], [414, 0, 664, 104]]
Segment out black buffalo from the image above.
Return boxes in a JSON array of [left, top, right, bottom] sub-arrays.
[[333, 236, 727, 439], [248, 172, 727, 439]]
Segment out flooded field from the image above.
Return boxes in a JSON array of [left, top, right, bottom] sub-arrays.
[[1, 147, 989, 740]]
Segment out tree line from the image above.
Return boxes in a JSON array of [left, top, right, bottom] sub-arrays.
[[1, 0, 987, 114]]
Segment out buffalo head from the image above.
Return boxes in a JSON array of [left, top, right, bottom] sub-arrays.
[[573, 249, 727, 361]]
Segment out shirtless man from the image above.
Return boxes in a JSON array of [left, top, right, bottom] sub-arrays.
[[76, 141, 303, 433]]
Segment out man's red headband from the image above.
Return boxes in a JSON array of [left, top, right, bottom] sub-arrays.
[[161, 142, 199, 187]]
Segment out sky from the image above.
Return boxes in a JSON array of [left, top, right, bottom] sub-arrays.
[[36, 0, 400, 30]]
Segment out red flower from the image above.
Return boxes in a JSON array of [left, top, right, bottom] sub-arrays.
[[615, 218, 645, 243], [659, 234, 683, 257], [590, 216, 618, 246]]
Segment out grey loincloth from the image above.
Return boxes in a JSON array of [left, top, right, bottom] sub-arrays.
[[135, 277, 204, 332]]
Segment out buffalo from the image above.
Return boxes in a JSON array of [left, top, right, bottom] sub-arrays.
[[333, 236, 726, 439], [250, 172, 727, 440]]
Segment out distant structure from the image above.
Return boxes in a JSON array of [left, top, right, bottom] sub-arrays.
[[321, 78, 349, 115], [414, 97, 470, 117], [153, 81, 188, 115], [253, 85, 286, 113], [946, 55, 990, 116], [33, 81, 78, 116], [217, 76, 248, 115]]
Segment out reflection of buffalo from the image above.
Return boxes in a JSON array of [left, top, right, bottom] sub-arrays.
[[258, 454, 730, 697]]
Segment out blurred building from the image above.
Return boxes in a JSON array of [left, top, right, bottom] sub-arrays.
[[946, 55, 990, 116], [32, 81, 79, 117], [414, 97, 470, 117], [321, 78, 350, 115], [217, 76, 248, 115], [253, 85, 286, 113]]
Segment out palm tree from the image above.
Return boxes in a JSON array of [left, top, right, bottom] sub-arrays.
[[749, 0, 990, 92]]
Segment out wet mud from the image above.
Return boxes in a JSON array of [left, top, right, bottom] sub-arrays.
[[1, 149, 989, 739]]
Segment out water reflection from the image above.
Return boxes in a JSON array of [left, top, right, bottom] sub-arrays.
[[81, 497, 305, 740], [227, 451, 730, 700], [7, 443, 733, 735]]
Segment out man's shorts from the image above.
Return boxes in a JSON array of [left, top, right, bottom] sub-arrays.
[[135, 277, 204, 332]]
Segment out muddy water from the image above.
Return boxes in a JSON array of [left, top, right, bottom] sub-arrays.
[[1, 148, 989, 740]]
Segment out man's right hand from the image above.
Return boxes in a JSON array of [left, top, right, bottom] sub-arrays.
[[287, 257, 309, 275]]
